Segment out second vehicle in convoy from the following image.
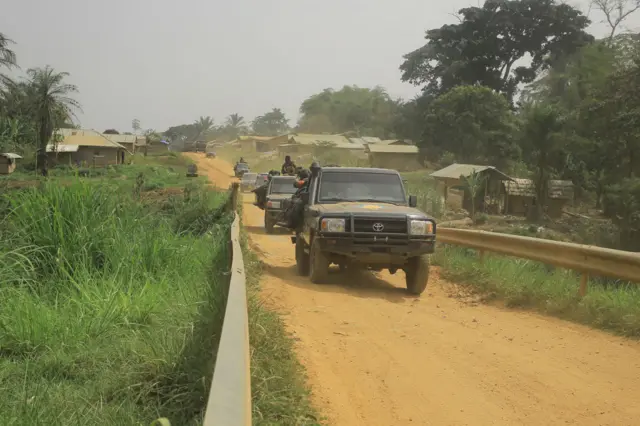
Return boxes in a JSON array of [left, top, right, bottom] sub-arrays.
[[261, 175, 297, 233]]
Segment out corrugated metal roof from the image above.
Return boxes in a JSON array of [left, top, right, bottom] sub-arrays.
[[505, 178, 574, 199], [290, 133, 350, 145], [46, 144, 80, 153], [329, 143, 366, 150], [349, 137, 381, 144], [54, 134, 124, 150], [0, 153, 23, 159], [366, 145, 419, 154], [430, 163, 512, 181], [377, 139, 411, 146], [238, 135, 273, 141], [103, 134, 137, 143]]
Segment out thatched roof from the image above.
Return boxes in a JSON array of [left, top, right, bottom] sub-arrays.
[[505, 178, 574, 200]]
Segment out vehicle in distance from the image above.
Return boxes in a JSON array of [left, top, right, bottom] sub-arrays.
[[234, 162, 249, 178], [205, 151, 216, 158], [263, 175, 297, 233], [240, 172, 258, 192], [292, 166, 436, 295], [255, 173, 269, 188]]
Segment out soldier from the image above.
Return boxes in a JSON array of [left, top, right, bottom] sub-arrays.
[[281, 155, 297, 175]]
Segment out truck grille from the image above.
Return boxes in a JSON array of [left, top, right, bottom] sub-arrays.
[[353, 218, 407, 234]]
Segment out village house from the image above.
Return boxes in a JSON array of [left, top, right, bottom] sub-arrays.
[[504, 178, 574, 218], [0, 153, 22, 174], [103, 133, 146, 153], [430, 163, 514, 214], [46, 129, 127, 167], [366, 144, 421, 171]]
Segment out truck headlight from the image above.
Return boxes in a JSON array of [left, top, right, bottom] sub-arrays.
[[321, 218, 346, 233], [267, 201, 280, 209], [409, 220, 433, 235]]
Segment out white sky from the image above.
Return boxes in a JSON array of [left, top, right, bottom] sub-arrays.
[[2, 0, 638, 132]]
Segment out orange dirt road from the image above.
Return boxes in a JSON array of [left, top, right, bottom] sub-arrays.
[[190, 154, 640, 426]]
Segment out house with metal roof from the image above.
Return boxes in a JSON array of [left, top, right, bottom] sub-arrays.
[[46, 129, 127, 167], [430, 163, 514, 214], [0, 153, 22, 174], [365, 144, 421, 171], [504, 178, 574, 218], [102, 133, 146, 153]]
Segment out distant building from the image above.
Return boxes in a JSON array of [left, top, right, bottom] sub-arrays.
[[46, 129, 127, 167], [0, 153, 22, 174], [366, 144, 421, 171], [504, 178, 574, 218]]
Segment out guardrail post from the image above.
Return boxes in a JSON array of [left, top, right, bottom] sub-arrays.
[[579, 273, 589, 297], [228, 182, 239, 212]]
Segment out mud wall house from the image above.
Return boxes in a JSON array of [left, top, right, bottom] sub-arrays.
[[430, 163, 513, 214], [366, 144, 421, 171], [0, 153, 22, 174], [103, 134, 138, 153], [504, 178, 574, 218], [46, 130, 127, 167]]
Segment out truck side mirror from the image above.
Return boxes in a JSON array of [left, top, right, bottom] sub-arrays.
[[301, 192, 309, 204], [408, 195, 417, 208]]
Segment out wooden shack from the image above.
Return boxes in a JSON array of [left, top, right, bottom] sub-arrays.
[[0, 153, 22, 174], [430, 163, 513, 214], [504, 178, 574, 218]]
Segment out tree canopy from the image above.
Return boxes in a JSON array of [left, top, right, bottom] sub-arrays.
[[400, 0, 593, 101], [251, 108, 289, 136]]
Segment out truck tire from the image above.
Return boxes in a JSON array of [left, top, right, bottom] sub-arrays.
[[295, 235, 310, 276], [405, 255, 430, 295], [265, 214, 275, 234], [309, 238, 330, 284]]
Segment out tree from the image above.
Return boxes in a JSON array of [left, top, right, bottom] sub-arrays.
[[519, 103, 568, 221], [103, 129, 119, 134], [132, 118, 141, 134], [297, 85, 399, 137], [221, 113, 247, 139], [193, 116, 215, 140], [27, 66, 81, 174], [591, 0, 640, 42], [0, 32, 17, 71], [251, 108, 289, 136], [461, 170, 487, 219], [400, 0, 594, 101], [422, 85, 519, 170]]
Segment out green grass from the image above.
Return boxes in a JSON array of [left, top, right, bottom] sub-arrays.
[[0, 157, 233, 425], [239, 229, 320, 425], [433, 245, 640, 337]]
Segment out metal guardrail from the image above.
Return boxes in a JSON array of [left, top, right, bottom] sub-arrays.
[[203, 183, 251, 426], [437, 227, 640, 295]]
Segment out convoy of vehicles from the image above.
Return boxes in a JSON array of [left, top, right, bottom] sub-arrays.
[[261, 175, 297, 233], [234, 162, 249, 178], [240, 172, 258, 192], [234, 161, 436, 295]]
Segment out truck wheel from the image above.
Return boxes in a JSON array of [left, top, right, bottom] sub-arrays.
[[295, 235, 310, 276], [265, 214, 275, 234], [405, 255, 430, 295], [309, 239, 330, 284]]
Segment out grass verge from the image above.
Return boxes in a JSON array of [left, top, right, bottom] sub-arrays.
[[432, 245, 640, 337], [239, 229, 320, 425], [0, 157, 232, 425]]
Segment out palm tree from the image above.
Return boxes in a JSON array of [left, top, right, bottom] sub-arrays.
[[0, 32, 17, 70], [193, 116, 215, 140], [225, 113, 247, 139], [28, 66, 81, 175]]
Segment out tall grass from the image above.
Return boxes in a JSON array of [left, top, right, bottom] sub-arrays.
[[433, 245, 640, 337], [402, 171, 444, 218], [0, 179, 232, 425]]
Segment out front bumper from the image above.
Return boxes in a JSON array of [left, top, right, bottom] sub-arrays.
[[315, 233, 436, 257]]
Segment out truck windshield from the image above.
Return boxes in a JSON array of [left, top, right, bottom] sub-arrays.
[[318, 172, 406, 204], [270, 180, 297, 194]]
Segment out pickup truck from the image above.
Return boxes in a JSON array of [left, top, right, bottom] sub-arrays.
[[262, 175, 297, 233], [234, 162, 249, 178], [291, 166, 436, 295]]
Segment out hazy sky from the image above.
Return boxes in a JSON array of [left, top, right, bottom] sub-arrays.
[[2, 0, 639, 132]]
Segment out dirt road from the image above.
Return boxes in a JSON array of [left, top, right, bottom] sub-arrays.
[[189, 154, 640, 426]]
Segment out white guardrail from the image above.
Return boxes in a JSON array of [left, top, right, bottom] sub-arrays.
[[203, 207, 252, 425], [437, 227, 640, 295]]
